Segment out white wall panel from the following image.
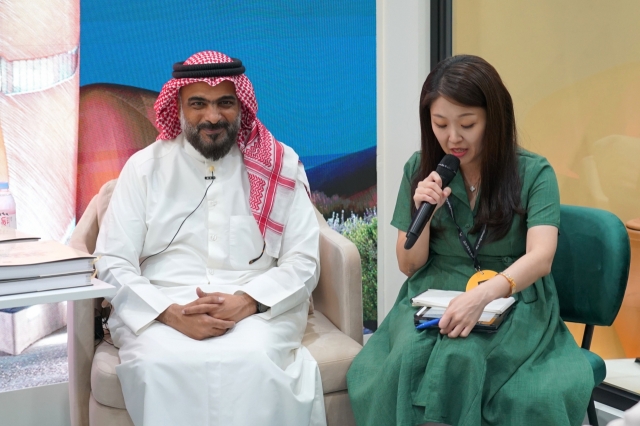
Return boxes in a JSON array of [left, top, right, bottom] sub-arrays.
[[376, 0, 430, 321]]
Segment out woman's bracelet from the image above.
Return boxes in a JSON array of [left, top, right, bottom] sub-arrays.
[[498, 272, 517, 298]]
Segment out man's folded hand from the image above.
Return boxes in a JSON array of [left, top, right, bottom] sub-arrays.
[[157, 303, 235, 340], [182, 287, 258, 323]]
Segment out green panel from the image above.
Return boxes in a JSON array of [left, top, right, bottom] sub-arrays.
[[552, 205, 630, 325]]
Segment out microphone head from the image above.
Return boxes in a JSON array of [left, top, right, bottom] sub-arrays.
[[435, 154, 460, 186]]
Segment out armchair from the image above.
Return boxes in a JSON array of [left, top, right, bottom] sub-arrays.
[[67, 180, 364, 426]]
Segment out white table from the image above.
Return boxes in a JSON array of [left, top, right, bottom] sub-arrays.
[[0, 278, 116, 310], [604, 359, 640, 395], [0, 279, 116, 426]]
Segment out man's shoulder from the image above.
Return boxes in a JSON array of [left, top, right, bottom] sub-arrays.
[[125, 138, 180, 170], [274, 141, 305, 182], [403, 151, 421, 179], [279, 141, 300, 161]]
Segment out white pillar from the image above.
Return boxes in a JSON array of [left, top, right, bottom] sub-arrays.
[[376, 0, 430, 322]]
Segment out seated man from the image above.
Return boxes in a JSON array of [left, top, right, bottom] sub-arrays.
[[95, 50, 326, 426]]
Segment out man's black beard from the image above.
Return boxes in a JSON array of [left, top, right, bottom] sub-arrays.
[[182, 114, 241, 161]]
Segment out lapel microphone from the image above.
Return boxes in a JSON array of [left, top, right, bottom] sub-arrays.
[[205, 165, 216, 180]]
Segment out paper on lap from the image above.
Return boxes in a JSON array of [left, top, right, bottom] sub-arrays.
[[411, 289, 515, 314]]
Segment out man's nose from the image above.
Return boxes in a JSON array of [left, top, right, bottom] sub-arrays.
[[203, 104, 222, 123]]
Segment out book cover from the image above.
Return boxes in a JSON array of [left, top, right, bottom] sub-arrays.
[[0, 240, 93, 266], [0, 270, 94, 296], [0, 240, 95, 281]]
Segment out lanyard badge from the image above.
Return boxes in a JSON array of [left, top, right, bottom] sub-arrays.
[[444, 199, 497, 291]]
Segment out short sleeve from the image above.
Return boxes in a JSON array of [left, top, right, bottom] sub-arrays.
[[391, 152, 421, 232], [525, 158, 561, 229]]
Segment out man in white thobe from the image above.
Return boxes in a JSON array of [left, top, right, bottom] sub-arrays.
[[95, 51, 326, 426]]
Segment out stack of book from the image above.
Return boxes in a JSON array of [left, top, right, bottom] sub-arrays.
[[0, 226, 95, 297]]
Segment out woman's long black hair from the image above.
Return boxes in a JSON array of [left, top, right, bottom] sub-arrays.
[[412, 55, 523, 242]]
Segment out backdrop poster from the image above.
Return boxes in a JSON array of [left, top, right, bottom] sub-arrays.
[[78, 1, 379, 328], [0, 0, 79, 242]]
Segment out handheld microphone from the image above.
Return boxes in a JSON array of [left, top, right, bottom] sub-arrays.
[[404, 154, 460, 250]]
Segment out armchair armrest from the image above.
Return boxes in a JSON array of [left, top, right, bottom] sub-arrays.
[[69, 195, 99, 255], [312, 208, 363, 345]]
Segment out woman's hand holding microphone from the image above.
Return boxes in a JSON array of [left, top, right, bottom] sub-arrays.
[[413, 171, 453, 212]]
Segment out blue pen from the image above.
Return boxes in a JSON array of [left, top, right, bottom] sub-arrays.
[[416, 318, 440, 330]]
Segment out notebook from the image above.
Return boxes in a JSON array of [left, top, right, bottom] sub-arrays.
[[412, 289, 516, 333], [411, 289, 515, 314]]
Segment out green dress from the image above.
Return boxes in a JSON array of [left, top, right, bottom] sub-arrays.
[[346, 150, 593, 426]]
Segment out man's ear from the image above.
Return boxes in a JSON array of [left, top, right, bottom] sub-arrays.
[[177, 94, 184, 123]]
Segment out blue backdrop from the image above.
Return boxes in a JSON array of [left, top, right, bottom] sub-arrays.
[[80, 0, 376, 169]]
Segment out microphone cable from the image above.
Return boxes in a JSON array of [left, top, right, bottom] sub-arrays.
[[139, 168, 215, 267]]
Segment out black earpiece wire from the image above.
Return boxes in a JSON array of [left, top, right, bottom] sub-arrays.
[[249, 241, 266, 264], [140, 170, 215, 267]]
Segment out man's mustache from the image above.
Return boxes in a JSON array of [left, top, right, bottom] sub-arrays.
[[197, 120, 230, 132]]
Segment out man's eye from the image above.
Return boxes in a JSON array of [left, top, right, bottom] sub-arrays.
[[191, 102, 205, 107]]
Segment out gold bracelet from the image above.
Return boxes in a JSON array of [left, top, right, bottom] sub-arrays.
[[498, 272, 517, 298]]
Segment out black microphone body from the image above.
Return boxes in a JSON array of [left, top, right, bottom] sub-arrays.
[[404, 154, 460, 250]]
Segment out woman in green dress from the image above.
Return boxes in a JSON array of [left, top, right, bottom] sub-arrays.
[[346, 55, 593, 426]]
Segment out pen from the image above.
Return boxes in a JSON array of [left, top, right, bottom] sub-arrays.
[[415, 318, 440, 330]]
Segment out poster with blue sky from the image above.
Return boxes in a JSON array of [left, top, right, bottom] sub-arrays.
[[79, 0, 378, 327], [80, 0, 376, 209]]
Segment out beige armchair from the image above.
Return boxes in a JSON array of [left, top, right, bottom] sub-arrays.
[[67, 180, 363, 426]]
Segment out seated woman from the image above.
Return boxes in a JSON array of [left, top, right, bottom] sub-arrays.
[[347, 55, 593, 426]]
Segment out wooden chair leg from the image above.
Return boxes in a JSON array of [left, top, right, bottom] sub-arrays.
[[587, 395, 599, 426]]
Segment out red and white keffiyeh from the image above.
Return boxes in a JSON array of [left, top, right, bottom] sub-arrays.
[[154, 51, 299, 257]]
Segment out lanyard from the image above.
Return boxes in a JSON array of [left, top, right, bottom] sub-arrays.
[[444, 198, 487, 271]]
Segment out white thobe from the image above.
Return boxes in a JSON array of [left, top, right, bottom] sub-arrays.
[[94, 135, 326, 426]]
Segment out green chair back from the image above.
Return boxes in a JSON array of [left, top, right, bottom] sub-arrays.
[[551, 205, 630, 326]]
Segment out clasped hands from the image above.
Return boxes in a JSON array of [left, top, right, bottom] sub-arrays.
[[157, 287, 257, 341]]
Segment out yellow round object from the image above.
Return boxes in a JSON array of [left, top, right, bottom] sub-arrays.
[[466, 270, 498, 291]]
